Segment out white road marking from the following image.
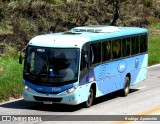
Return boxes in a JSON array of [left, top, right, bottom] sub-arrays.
[[0, 98, 23, 105], [147, 64, 160, 69], [137, 86, 147, 90]]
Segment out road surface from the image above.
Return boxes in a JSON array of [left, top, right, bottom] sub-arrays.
[[0, 65, 160, 124]]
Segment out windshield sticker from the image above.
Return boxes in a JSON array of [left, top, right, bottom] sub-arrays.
[[49, 69, 55, 77]]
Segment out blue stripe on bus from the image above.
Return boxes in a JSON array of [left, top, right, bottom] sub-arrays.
[[25, 80, 73, 93], [79, 54, 148, 95]]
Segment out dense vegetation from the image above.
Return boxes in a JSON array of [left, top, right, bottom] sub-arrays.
[[0, 0, 160, 102], [0, 0, 160, 49]]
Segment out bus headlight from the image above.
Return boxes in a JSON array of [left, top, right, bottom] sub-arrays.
[[66, 86, 78, 94], [24, 85, 30, 91]]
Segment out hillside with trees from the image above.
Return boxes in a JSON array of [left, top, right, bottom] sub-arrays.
[[0, 0, 160, 52]]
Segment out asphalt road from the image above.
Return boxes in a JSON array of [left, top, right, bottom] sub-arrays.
[[0, 65, 160, 124]]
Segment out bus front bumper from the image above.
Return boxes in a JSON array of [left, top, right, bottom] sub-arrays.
[[22, 86, 85, 105]]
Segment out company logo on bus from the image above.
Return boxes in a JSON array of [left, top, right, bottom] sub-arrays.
[[118, 61, 127, 73], [52, 87, 61, 92], [36, 87, 43, 91]]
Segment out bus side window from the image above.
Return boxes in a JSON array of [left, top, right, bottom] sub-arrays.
[[122, 38, 130, 57], [131, 36, 139, 55], [81, 49, 88, 70], [90, 42, 101, 65], [140, 35, 147, 53], [112, 39, 121, 59], [102, 41, 111, 61]]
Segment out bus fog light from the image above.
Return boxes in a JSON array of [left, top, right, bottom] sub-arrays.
[[68, 97, 74, 101], [66, 86, 78, 94]]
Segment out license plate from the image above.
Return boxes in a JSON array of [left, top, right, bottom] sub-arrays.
[[43, 101, 53, 104]]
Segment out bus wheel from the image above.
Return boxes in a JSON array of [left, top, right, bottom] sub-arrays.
[[123, 76, 130, 96], [85, 87, 94, 108]]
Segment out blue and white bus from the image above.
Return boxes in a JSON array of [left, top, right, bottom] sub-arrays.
[[21, 26, 148, 107]]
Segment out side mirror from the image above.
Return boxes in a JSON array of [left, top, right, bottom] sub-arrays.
[[19, 52, 23, 64], [19, 46, 27, 64]]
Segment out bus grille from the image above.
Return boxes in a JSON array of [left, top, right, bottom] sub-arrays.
[[33, 96, 62, 102]]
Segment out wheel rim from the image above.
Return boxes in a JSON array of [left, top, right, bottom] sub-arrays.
[[125, 83, 129, 94], [124, 77, 130, 95]]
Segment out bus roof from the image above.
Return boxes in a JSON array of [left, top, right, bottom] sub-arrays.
[[29, 26, 148, 48]]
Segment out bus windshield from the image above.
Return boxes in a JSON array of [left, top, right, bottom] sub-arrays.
[[24, 46, 80, 86]]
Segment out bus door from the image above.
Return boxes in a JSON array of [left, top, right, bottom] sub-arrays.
[[80, 44, 89, 86]]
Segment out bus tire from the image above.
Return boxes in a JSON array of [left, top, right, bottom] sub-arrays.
[[85, 87, 94, 108], [123, 76, 130, 96]]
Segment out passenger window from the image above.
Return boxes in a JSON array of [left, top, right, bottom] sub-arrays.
[[131, 36, 139, 55], [122, 38, 130, 57], [140, 35, 147, 53], [80, 45, 89, 80], [112, 39, 121, 59], [90, 42, 101, 65], [81, 45, 89, 70], [102, 41, 111, 61]]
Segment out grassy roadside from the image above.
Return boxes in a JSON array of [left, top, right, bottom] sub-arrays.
[[148, 35, 160, 65], [0, 46, 23, 102], [148, 21, 160, 65]]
